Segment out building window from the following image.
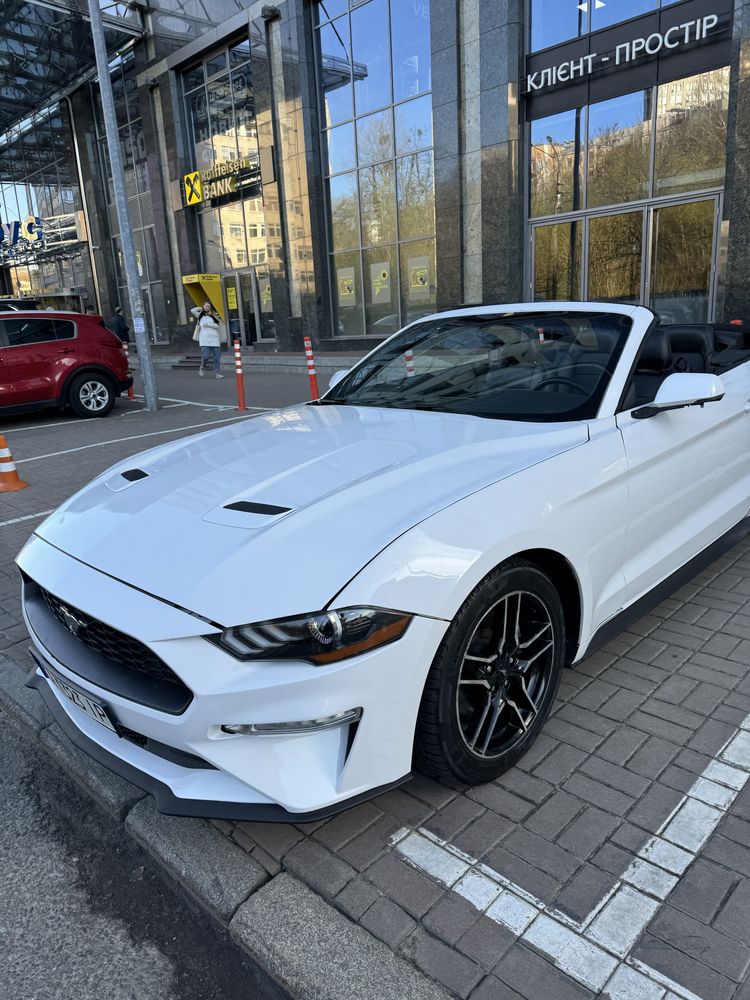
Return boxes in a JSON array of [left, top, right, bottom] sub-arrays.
[[315, 0, 435, 338], [182, 38, 271, 298], [529, 0, 668, 53], [529, 67, 729, 323]]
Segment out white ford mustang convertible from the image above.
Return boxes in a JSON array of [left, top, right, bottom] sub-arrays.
[[17, 303, 750, 820]]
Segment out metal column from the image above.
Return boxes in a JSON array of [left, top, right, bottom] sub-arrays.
[[86, 0, 159, 411]]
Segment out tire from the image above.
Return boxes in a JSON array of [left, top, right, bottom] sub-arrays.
[[67, 373, 116, 418], [414, 559, 565, 785]]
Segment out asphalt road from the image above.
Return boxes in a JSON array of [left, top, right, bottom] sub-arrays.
[[0, 706, 288, 1000]]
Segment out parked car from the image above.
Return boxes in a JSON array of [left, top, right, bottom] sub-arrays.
[[17, 303, 750, 821], [0, 311, 132, 417], [0, 297, 39, 311]]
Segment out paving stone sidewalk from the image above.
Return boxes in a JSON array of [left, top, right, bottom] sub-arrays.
[[2, 391, 750, 999]]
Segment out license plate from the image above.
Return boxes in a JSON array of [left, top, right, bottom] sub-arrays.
[[43, 663, 118, 734]]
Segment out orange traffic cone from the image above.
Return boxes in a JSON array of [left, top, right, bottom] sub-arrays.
[[0, 435, 29, 492]]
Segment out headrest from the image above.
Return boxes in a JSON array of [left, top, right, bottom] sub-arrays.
[[638, 329, 673, 372], [668, 327, 710, 355]]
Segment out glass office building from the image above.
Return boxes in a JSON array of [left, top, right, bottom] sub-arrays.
[[2, 0, 747, 347]]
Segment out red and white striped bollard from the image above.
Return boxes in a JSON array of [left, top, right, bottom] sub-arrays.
[[122, 340, 135, 399], [304, 335, 319, 400], [233, 340, 247, 411], [405, 349, 416, 377]]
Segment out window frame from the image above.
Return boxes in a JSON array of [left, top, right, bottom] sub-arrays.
[[0, 316, 78, 349], [314, 0, 436, 338]]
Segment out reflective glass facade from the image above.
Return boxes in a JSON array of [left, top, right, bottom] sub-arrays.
[[2, 0, 747, 350], [0, 103, 94, 307], [530, 0, 691, 53], [182, 40, 275, 342], [530, 67, 729, 322], [316, 0, 435, 338]]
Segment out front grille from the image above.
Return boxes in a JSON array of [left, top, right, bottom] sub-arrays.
[[40, 587, 183, 689]]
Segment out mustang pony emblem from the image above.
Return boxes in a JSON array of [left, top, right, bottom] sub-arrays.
[[58, 605, 86, 636]]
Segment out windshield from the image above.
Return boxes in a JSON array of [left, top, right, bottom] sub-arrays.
[[323, 310, 633, 422]]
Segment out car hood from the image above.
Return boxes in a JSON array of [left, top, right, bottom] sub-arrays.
[[35, 404, 588, 625]]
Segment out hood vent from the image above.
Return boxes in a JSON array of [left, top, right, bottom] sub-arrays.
[[224, 500, 291, 516], [121, 469, 149, 482]]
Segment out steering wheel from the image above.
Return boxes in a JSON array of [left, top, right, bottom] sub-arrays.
[[532, 376, 588, 395]]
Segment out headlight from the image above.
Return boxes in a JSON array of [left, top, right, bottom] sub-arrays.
[[207, 607, 412, 664]]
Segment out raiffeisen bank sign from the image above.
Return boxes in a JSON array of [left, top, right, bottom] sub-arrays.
[[524, 0, 732, 114], [183, 156, 260, 206]]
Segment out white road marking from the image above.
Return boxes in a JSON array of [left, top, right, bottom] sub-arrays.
[[0, 509, 54, 529], [15, 414, 258, 465], [135, 393, 270, 412], [392, 710, 750, 1000]]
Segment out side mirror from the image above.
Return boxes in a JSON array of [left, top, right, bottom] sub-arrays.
[[328, 369, 348, 390], [633, 372, 725, 420]]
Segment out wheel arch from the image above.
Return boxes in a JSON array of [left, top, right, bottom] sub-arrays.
[[62, 365, 120, 404], [508, 548, 583, 664]]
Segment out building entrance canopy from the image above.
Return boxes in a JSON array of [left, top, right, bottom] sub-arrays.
[[0, 0, 142, 136]]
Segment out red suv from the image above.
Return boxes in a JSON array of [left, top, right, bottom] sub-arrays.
[[0, 312, 132, 418]]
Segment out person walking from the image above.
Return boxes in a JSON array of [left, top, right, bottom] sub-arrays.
[[110, 306, 130, 343], [191, 301, 226, 378]]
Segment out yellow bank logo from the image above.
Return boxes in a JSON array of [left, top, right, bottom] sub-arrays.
[[184, 171, 203, 206]]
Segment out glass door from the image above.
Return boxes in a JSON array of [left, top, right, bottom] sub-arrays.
[[531, 196, 719, 321], [647, 199, 718, 324], [587, 210, 644, 305], [238, 270, 259, 346], [222, 274, 243, 345], [532, 221, 582, 301]]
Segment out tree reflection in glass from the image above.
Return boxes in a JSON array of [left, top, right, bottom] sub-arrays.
[[588, 212, 643, 303], [530, 110, 583, 217], [533, 222, 581, 300], [654, 68, 729, 197], [587, 91, 651, 209]]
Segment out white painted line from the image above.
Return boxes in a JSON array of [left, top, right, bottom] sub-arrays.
[[603, 964, 666, 1000], [702, 760, 749, 790], [135, 393, 270, 412], [454, 870, 502, 910], [621, 859, 678, 900], [397, 831, 469, 887], [688, 777, 736, 810], [0, 418, 80, 433], [721, 729, 750, 769], [628, 958, 704, 1000], [524, 914, 619, 992], [486, 890, 538, 934], [0, 509, 54, 529], [395, 706, 750, 1000], [660, 799, 723, 854], [586, 886, 660, 958], [15, 414, 257, 465], [637, 837, 694, 875]]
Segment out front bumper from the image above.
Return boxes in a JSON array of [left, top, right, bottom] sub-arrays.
[[18, 535, 449, 820]]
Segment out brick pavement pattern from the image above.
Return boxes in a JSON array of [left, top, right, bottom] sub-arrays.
[[1, 380, 750, 999]]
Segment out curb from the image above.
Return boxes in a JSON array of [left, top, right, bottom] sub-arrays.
[[0, 653, 451, 1000]]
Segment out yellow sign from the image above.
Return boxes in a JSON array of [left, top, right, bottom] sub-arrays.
[[410, 267, 428, 289], [184, 170, 203, 206], [183, 156, 259, 207], [182, 273, 225, 321], [226, 286, 237, 309]]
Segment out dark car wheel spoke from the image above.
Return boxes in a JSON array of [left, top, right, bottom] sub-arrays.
[[456, 590, 554, 760]]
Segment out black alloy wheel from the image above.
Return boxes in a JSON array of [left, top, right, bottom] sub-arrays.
[[414, 560, 565, 784]]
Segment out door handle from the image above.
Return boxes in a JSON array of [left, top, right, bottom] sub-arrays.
[[59, 348, 74, 355]]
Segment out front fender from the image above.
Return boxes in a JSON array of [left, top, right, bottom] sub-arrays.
[[332, 423, 629, 655]]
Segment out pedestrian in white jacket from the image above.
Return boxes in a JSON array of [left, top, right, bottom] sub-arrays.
[[191, 302, 226, 378]]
